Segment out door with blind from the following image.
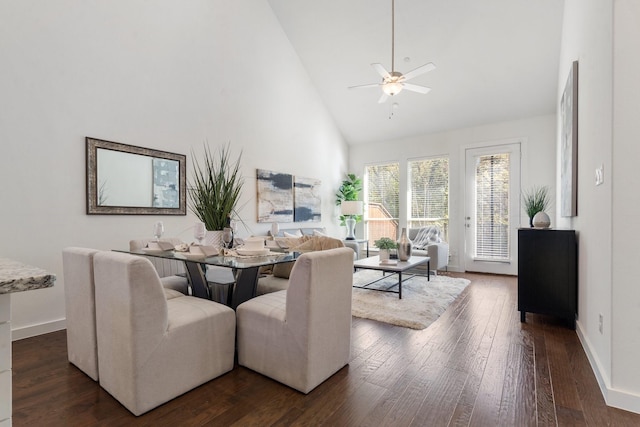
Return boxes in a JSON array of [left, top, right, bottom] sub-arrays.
[[464, 143, 520, 275]]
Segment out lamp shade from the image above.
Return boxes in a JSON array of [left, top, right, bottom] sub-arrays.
[[341, 200, 363, 216]]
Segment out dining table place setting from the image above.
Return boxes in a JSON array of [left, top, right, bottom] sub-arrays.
[[220, 237, 276, 258], [142, 240, 176, 254]]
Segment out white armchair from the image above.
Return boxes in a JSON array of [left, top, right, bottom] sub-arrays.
[[62, 247, 100, 381], [237, 247, 354, 394], [93, 252, 236, 416], [129, 238, 189, 295], [408, 227, 449, 275]]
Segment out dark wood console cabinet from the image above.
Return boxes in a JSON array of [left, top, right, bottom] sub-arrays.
[[518, 228, 577, 329]]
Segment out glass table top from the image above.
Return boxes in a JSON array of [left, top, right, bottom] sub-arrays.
[[119, 249, 301, 270]]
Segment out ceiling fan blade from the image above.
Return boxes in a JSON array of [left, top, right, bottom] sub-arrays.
[[402, 62, 436, 81], [403, 83, 431, 94], [348, 83, 381, 90], [378, 92, 389, 104], [372, 63, 391, 80]]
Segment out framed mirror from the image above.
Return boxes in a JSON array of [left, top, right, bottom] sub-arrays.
[[86, 137, 187, 215]]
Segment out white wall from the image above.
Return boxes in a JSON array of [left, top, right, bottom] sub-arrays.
[[560, 0, 640, 413], [349, 114, 557, 272], [0, 0, 348, 337], [611, 0, 640, 410], [556, 0, 614, 394]]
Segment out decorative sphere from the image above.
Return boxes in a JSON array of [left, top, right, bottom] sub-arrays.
[[532, 211, 551, 228]]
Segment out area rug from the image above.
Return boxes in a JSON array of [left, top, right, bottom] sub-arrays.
[[351, 270, 470, 330]]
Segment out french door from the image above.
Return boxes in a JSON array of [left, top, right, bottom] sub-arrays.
[[464, 143, 520, 275]]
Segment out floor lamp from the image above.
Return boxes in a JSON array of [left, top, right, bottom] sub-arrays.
[[341, 201, 363, 240]]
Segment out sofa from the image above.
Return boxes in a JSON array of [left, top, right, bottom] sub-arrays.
[[268, 227, 362, 259], [406, 226, 449, 275]]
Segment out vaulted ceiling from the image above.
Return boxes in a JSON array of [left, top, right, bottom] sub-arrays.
[[268, 0, 565, 145]]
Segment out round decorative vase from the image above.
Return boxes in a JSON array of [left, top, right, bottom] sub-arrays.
[[397, 227, 412, 261], [205, 230, 224, 247], [379, 248, 390, 261], [532, 211, 551, 229]]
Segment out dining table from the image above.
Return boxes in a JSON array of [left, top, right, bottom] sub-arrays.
[[119, 248, 300, 310]]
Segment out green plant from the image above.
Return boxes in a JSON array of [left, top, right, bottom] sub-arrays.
[[335, 173, 363, 225], [374, 237, 397, 250], [188, 142, 244, 231], [522, 185, 551, 223]]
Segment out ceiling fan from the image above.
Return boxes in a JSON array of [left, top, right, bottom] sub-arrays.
[[349, 0, 436, 103]]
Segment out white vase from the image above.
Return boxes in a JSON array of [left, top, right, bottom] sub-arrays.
[[532, 211, 551, 228], [379, 248, 390, 261], [205, 230, 224, 248]]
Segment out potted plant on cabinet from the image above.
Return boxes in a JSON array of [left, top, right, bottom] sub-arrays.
[[188, 143, 244, 246], [522, 185, 551, 228], [374, 237, 397, 261]]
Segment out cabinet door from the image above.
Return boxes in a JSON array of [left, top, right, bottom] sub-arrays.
[[518, 229, 577, 320]]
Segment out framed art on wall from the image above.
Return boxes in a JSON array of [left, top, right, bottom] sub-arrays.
[[560, 61, 578, 217], [256, 169, 294, 223], [294, 176, 321, 222]]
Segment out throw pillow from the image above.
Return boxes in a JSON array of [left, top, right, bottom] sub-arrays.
[[259, 265, 273, 275], [313, 229, 328, 237], [293, 236, 344, 251], [284, 230, 303, 238], [273, 261, 295, 279]]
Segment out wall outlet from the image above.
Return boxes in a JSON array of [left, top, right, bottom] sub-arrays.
[[598, 314, 604, 334]]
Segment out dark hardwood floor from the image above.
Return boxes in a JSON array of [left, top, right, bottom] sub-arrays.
[[12, 272, 640, 426]]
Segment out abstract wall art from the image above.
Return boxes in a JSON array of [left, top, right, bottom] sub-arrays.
[[256, 169, 294, 223], [560, 61, 578, 217], [294, 176, 322, 222]]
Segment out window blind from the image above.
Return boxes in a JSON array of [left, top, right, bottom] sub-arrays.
[[475, 153, 510, 260], [365, 163, 399, 243], [408, 157, 449, 239]]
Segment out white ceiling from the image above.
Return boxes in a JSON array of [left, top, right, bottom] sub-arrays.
[[267, 0, 565, 145]]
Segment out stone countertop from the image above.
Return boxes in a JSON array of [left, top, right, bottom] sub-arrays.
[[0, 257, 56, 294]]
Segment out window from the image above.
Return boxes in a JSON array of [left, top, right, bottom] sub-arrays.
[[475, 153, 510, 260], [364, 163, 399, 245], [408, 156, 449, 241]]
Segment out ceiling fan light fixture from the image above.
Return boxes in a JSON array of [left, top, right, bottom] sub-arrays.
[[382, 81, 403, 96]]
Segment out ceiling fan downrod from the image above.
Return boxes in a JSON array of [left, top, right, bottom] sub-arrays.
[[391, 0, 396, 73]]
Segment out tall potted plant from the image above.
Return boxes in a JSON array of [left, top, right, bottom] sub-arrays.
[[335, 173, 363, 223], [522, 185, 550, 228], [188, 143, 244, 245]]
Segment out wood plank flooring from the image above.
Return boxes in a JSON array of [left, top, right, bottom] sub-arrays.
[[11, 272, 640, 426]]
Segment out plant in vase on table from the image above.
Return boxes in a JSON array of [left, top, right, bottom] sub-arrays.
[[522, 185, 551, 228], [188, 142, 244, 247], [374, 237, 397, 261]]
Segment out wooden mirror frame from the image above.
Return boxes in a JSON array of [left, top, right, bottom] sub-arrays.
[[86, 137, 187, 215]]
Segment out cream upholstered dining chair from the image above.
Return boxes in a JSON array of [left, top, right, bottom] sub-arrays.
[[93, 251, 236, 416], [62, 247, 101, 381], [236, 247, 354, 394], [129, 238, 189, 294], [62, 247, 187, 382]]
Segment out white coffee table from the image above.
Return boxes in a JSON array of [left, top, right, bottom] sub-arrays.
[[352, 255, 430, 299]]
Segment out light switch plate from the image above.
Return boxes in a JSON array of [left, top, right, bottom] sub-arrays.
[[595, 164, 604, 186]]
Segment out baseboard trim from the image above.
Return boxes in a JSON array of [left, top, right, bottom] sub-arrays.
[[576, 320, 640, 414], [12, 319, 66, 341]]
